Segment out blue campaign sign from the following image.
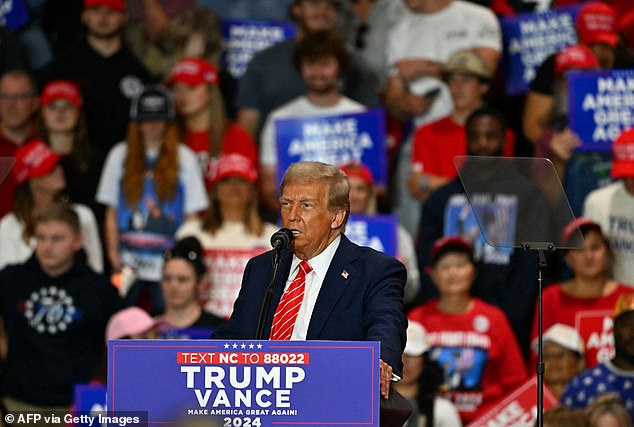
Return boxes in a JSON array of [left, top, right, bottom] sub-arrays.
[[221, 19, 297, 79], [500, 5, 579, 95], [73, 383, 107, 425], [108, 339, 380, 426], [346, 214, 398, 257], [567, 69, 634, 152], [275, 108, 387, 186], [0, 0, 30, 30]]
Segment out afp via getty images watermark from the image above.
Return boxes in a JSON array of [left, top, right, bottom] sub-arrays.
[[3, 411, 147, 426]]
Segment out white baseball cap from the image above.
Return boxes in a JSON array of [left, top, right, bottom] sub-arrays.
[[532, 323, 585, 355]]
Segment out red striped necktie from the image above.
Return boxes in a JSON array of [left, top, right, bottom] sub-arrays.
[[270, 260, 312, 340]]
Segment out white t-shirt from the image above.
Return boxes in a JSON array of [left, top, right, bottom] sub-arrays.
[[259, 95, 366, 167], [0, 204, 104, 272], [96, 142, 208, 214], [583, 181, 634, 287], [96, 142, 208, 281], [387, 0, 501, 127]]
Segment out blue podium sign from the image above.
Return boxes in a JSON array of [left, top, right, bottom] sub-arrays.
[[568, 69, 634, 152], [221, 19, 297, 79], [108, 340, 380, 426], [346, 214, 398, 257], [275, 109, 387, 186], [500, 5, 579, 95]]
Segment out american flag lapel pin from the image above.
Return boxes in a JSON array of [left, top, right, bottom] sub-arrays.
[[341, 270, 349, 279]]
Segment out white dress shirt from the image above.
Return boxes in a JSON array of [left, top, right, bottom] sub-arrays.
[[287, 235, 341, 340]]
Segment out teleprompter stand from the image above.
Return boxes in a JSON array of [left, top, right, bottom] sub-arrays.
[[454, 156, 584, 427]]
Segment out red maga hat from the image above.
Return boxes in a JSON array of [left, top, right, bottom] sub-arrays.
[[165, 58, 218, 87], [12, 139, 64, 184], [611, 128, 634, 179], [84, 0, 125, 12], [575, 2, 618, 48], [339, 162, 374, 187], [40, 80, 82, 109], [561, 217, 601, 247], [431, 236, 473, 265], [554, 44, 599, 79], [211, 152, 258, 185]]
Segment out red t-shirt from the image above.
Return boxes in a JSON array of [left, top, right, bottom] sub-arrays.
[[185, 123, 257, 189], [530, 283, 631, 368], [408, 298, 527, 424], [411, 116, 515, 179]]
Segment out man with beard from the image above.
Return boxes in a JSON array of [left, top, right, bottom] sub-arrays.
[[237, 0, 377, 141], [560, 292, 634, 420], [38, 0, 152, 221], [257, 29, 366, 212]]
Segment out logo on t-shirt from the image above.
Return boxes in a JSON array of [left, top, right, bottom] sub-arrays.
[[120, 76, 144, 99], [24, 286, 76, 334], [473, 315, 490, 333]]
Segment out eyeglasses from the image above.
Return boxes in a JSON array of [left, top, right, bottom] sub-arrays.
[[0, 92, 35, 102]]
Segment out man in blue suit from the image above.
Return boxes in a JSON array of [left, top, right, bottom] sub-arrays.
[[212, 161, 407, 399]]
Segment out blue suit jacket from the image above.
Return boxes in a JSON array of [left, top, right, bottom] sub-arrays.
[[212, 234, 408, 375]]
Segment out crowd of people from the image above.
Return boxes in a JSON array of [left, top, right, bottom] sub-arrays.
[[1, 0, 634, 425]]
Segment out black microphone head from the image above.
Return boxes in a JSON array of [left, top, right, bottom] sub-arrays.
[[271, 228, 294, 250]]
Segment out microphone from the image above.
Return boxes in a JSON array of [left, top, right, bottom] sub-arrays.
[[257, 228, 293, 338], [270, 228, 293, 251]]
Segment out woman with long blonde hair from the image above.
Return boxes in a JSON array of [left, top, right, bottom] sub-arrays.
[[96, 84, 208, 314]]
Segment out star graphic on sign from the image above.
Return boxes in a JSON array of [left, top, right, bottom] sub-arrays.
[[224, 343, 230, 349], [257, 343, 263, 349], [249, 344, 255, 349], [232, 343, 238, 349], [241, 343, 246, 349]]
